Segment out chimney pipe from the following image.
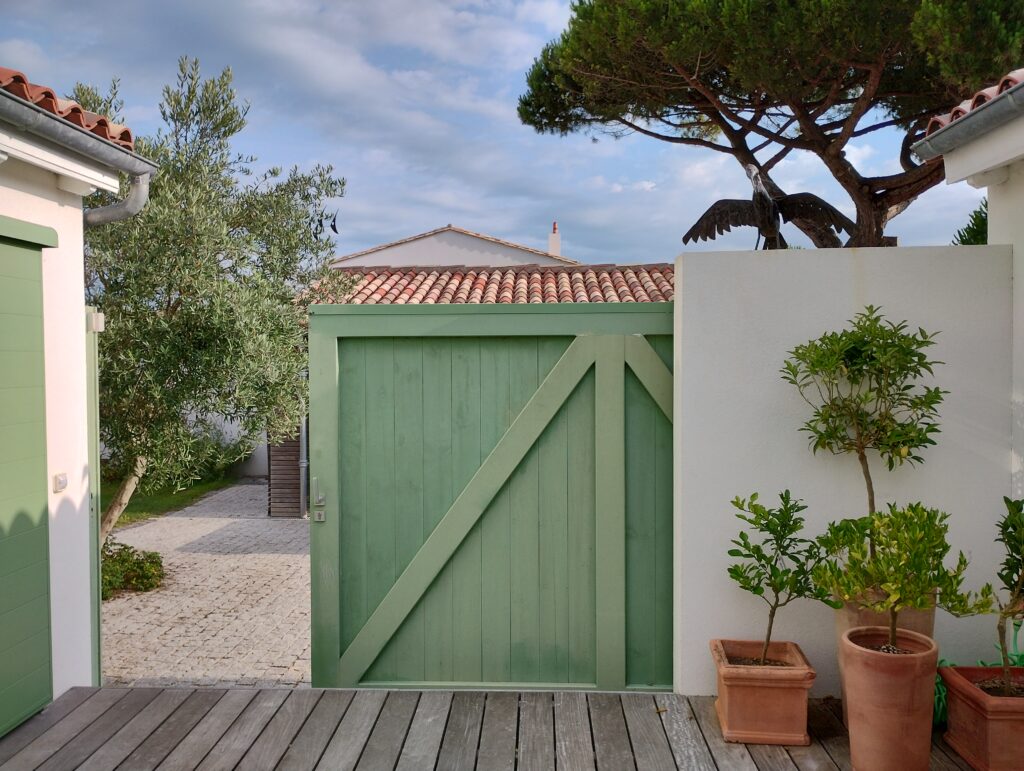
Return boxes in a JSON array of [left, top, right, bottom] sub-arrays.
[[548, 221, 561, 256]]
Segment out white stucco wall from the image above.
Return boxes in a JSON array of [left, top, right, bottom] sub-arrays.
[[674, 245, 1013, 696], [0, 156, 97, 696], [336, 229, 570, 267]]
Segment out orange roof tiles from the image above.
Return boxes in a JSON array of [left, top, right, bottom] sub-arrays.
[[925, 68, 1024, 137], [0, 66, 135, 150], [334, 265, 674, 305]]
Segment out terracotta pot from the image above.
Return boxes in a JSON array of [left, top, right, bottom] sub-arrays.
[[840, 626, 938, 771], [709, 638, 815, 745], [940, 665, 1024, 771], [835, 597, 935, 726]]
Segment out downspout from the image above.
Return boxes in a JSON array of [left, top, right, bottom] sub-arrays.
[[84, 172, 153, 228]]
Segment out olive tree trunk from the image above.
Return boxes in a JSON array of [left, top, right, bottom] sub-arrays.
[[99, 455, 148, 541]]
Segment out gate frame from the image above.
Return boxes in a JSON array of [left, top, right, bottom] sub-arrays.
[[308, 303, 674, 689]]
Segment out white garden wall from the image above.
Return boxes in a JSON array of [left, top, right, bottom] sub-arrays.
[[673, 245, 1013, 696]]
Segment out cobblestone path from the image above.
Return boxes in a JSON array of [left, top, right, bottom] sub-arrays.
[[102, 483, 311, 688]]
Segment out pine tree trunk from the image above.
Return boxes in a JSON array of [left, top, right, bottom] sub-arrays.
[[99, 456, 147, 541]]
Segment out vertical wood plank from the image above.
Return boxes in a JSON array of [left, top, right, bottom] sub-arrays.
[[336, 338, 365, 668], [316, 689, 387, 770], [277, 689, 355, 771], [510, 337, 540, 682], [595, 335, 627, 690], [625, 369, 657, 688], [620, 693, 676, 770], [354, 691, 419, 771], [422, 338, 454, 682], [436, 691, 485, 770], [553, 691, 595, 771], [654, 693, 716, 771], [480, 340, 512, 682], [517, 692, 555, 771], [805, 701, 852, 771], [476, 692, 518, 771], [395, 691, 452, 771], [363, 338, 397, 682], [567, 367, 597, 685], [235, 689, 324, 771], [385, 339, 426, 681], [451, 339, 483, 683], [538, 339, 571, 684], [652, 340, 675, 687], [688, 696, 758, 771], [587, 693, 635, 770]]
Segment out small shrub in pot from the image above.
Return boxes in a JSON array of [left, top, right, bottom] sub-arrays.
[[816, 504, 991, 771], [710, 491, 836, 745], [939, 496, 1024, 771]]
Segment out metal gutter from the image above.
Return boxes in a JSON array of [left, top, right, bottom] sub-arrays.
[[913, 80, 1024, 161]]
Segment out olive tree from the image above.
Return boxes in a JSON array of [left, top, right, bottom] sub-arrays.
[[77, 58, 349, 537]]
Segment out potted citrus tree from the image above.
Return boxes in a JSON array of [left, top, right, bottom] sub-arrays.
[[711, 491, 837, 745], [816, 503, 991, 771], [940, 496, 1024, 771], [782, 306, 946, 639]]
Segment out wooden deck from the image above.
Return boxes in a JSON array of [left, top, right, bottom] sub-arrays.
[[0, 688, 968, 770]]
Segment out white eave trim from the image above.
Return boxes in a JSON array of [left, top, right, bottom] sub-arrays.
[[0, 125, 119, 194]]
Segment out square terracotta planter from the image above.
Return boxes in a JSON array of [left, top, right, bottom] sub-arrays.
[[709, 639, 815, 745], [940, 666, 1024, 771]]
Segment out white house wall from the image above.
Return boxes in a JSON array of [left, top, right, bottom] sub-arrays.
[[338, 229, 567, 267], [674, 245, 1013, 696], [0, 156, 95, 697]]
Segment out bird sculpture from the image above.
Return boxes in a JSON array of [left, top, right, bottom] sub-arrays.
[[682, 164, 855, 249]]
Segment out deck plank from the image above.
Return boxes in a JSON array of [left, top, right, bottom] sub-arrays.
[[436, 691, 485, 770], [277, 689, 354, 771], [77, 689, 195, 771], [0, 688, 129, 771], [35, 688, 161, 771], [155, 689, 257, 770], [587, 693, 635, 771], [355, 691, 419, 771], [476, 692, 518, 771], [235, 689, 323, 771], [785, 739, 840, 771], [747, 743, 799, 771], [110, 689, 225, 771], [654, 693, 715, 771], [195, 689, 289, 770], [621, 693, 676, 771], [395, 691, 451, 771], [805, 702, 851, 771], [553, 691, 594, 771], [316, 689, 387, 770], [0, 687, 98, 766], [518, 692, 555, 771], [932, 733, 972, 771], [688, 696, 758, 771]]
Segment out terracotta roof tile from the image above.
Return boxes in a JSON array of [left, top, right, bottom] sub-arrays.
[[0, 66, 135, 150], [331, 264, 674, 305], [925, 68, 1024, 137]]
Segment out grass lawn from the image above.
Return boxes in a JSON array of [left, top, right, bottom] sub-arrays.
[[102, 476, 236, 528]]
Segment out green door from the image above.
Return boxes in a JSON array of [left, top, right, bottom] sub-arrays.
[[0, 216, 55, 736], [310, 307, 674, 690]]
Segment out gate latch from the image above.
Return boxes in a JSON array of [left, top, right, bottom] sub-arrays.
[[313, 510, 326, 523]]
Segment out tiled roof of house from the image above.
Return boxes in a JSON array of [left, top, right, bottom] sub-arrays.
[[334, 265, 674, 304], [333, 225, 581, 266], [0, 66, 135, 150], [925, 68, 1024, 137]]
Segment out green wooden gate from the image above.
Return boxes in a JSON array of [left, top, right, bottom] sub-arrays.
[[309, 305, 673, 690], [0, 216, 56, 736]]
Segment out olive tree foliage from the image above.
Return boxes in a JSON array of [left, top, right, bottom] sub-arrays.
[[519, 0, 1024, 247], [76, 58, 349, 537]]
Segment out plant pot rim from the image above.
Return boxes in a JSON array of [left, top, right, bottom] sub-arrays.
[[939, 665, 1024, 711], [841, 625, 937, 659], [709, 639, 815, 686]]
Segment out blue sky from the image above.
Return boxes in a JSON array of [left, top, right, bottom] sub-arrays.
[[2, 0, 984, 263]]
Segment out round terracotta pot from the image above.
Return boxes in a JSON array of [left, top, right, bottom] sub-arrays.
[[835, 599, 935, 726], [840, 626, 938, 771]]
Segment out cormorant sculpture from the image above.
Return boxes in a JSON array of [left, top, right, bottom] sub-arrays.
[[682, 164, 855, 249]]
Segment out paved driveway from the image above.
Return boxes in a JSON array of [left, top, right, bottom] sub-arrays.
[[102, 483, 311, 688]]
